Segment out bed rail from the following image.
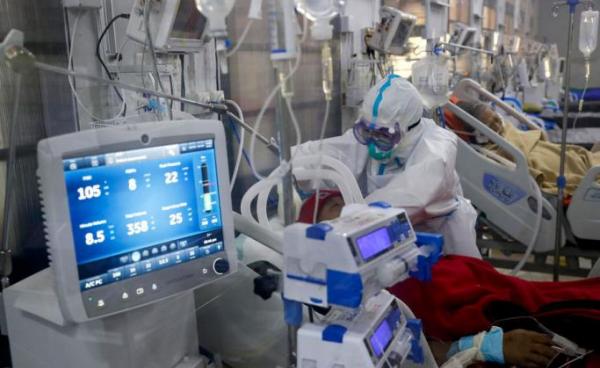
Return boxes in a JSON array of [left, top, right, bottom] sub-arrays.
[[445, 102, 563, 252], [446, 103, 531, 185], [567, 166, 600, 240]]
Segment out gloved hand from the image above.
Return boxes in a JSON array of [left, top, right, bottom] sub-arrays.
[[503, 329, 556, 368]]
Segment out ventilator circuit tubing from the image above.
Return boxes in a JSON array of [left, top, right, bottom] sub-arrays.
[[241, 154, 364, 228]]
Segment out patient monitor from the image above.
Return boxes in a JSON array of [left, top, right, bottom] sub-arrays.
[[4, 120, 236, 367], [366, 7, 416, 55], [126, 0, 208, 52]]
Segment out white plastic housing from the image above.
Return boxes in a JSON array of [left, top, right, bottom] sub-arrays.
[[126, 0, 208, 53], [37, 120, 237, 323]]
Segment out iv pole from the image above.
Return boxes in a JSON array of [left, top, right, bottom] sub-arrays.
[[552, 0, 580, 281]]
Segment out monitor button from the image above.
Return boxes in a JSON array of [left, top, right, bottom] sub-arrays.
[[213, 258, 229, 275], [136, 287, 145, 296], [97, 299, 106, 309], [122, 292, 129, 300], [151, 283, 158, 291]]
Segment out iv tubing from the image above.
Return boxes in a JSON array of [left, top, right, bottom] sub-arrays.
[[227, 100, 246, 191]]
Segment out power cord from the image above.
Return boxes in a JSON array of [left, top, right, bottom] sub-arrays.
[[96, 13, 130, 106]]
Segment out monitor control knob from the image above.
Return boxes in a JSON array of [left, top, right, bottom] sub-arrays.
[[213, 258, 229, 275]]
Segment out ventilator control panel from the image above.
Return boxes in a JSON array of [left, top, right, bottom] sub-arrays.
[[38, 120, 236, 322]]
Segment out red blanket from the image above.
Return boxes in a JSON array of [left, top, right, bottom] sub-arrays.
[[389, 255, 600, 347]]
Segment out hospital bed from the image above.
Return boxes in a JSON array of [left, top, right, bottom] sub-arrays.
[[447, 79, 600, 275]]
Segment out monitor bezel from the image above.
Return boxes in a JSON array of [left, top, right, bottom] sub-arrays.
[[38, 120, 236, 322]]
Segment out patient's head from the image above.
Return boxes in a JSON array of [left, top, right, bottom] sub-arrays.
[[297, 190, 345, 224], [456, 100, 504, 136]]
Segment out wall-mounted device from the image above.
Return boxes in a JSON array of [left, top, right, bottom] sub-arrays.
[[127, 0, 208, 53], [366, 7, 417, 55]]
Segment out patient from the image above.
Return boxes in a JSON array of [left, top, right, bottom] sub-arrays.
[[452, 100, 600, 197], [298, 190, 600, 368]]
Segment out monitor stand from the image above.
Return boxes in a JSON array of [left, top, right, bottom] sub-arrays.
[[3, 268, 206, 368]]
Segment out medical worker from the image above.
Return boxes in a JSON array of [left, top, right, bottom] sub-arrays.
[[293, 75, 481, 259]]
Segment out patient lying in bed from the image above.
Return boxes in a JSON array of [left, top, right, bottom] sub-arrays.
[[451, 100, 600, 197]]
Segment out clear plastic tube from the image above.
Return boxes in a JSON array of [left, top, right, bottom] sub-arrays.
[[247, 16, 307, 181], [248, 46, 302, 180], [227, 100, 246, 191], [226, 19, 255, 58]]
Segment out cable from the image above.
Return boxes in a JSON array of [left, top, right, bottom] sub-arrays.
[[225, 19, 254, 58], [95, 13, 130, 104], [68, 13, 126, 123], [555, 350, 593, 368], [511, 176, 543, 275], [0, 73, 22, 289]]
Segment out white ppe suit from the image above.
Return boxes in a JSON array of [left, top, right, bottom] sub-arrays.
[[293, 76, 481, 259]]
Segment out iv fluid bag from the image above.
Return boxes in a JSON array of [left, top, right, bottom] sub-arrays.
[[411, 55, 449, 109], [295, 0, 340, 20], [579, 9, 599, 59]]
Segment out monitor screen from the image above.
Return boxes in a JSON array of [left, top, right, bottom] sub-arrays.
[[63, 139, 223, 291], [462, 30, 475, 47], [356, 227, 393, 262], [170, 0, 207, 40], [369, 319, 393, 358], [369, 306, 401, 358]]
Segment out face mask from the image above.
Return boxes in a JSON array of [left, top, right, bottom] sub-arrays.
[[368, 142, 394, 161]]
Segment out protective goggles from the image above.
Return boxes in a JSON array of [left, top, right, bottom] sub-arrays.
[[352, 120, 402, 152]]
